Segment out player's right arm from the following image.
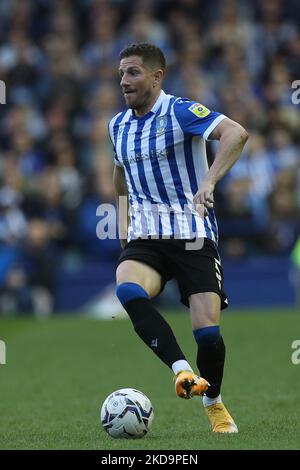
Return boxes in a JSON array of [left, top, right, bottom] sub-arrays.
[[113, 164, 129, 249]]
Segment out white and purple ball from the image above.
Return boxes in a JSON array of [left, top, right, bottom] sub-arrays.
[[100, 388, 154, 439]]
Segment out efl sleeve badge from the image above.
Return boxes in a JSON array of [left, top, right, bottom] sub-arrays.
[[188, 103, 211, 118]]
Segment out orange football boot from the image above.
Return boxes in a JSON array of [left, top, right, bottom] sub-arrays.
[[175, 370, 209, 399]]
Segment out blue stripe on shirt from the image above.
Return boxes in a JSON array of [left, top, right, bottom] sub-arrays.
[[208, 208, 218, 242], [134, 118, 156, 203], [149, 106, 171, 206], [165, 98, 188, 211], [121, 118, 143, 206]]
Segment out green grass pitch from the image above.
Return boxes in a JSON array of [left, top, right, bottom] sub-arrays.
[[0, 309, 299, 450]]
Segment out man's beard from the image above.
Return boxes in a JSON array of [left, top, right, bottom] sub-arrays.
[[129, 89, 152, 111]]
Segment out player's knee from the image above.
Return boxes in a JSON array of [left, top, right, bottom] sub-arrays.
[[191, 314, 219, 330], [116, 282, 149, 306], [189, 292, 220, 328], [116, 262, 143, 286], [116, 262, 161, 298]]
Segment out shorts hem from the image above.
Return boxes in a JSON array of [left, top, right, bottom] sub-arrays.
[[180, 288, 229, 310], [116, 255, 169, 295]]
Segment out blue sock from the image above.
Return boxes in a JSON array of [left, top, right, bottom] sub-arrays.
[[193, 325, 220, 345], [116, 282, 149, 305]]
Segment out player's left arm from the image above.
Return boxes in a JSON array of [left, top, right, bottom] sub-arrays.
[[193, 117, 248, 214]]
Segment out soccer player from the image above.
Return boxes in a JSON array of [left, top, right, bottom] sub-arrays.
[[109, 43, 248, 433]]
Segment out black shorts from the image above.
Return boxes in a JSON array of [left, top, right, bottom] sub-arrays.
[[117, 238, 228, 310]]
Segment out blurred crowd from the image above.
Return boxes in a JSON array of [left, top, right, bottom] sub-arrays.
[[0, 0, 299, 314]]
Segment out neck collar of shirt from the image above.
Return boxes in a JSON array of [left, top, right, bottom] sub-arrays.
[[131, 89, 166, 120]]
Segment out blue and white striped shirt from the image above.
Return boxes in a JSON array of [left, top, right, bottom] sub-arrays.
[[109, 90, 226, 243]]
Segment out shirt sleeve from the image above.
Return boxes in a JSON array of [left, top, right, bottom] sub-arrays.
[[108, 118, 123, 167], [173, 98, 226, 141]]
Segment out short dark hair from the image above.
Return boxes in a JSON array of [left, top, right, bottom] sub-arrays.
[[119, 43, 166, 71]]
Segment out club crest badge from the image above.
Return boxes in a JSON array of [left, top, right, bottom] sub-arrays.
[[118, 125, 124, 138], [155, 115, 168, 136]]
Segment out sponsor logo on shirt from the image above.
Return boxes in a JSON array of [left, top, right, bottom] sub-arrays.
[[123, 149, 169, 164]]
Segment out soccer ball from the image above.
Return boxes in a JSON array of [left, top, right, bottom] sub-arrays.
[[100, 388, 154, 439]]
